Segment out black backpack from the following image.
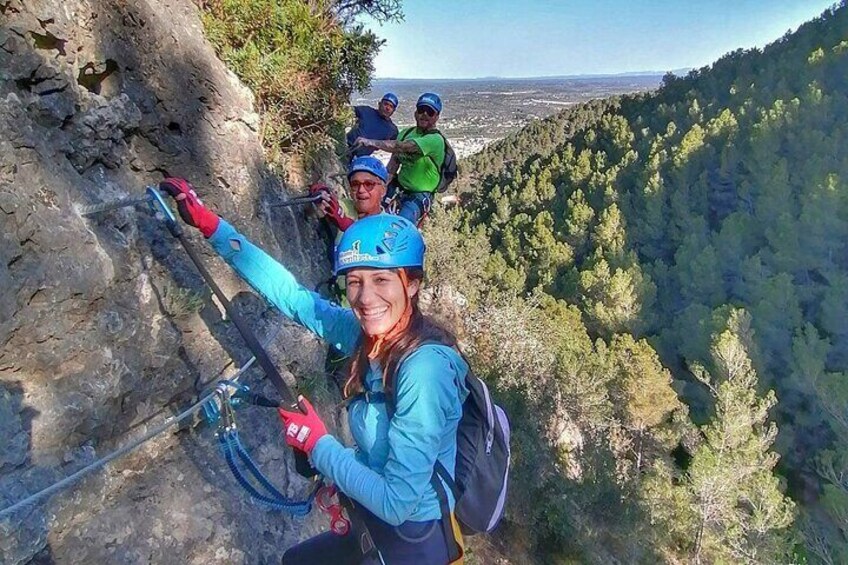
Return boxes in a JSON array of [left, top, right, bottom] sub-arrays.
[[399, 127, 458, 193], [386, 352, 511, 537]]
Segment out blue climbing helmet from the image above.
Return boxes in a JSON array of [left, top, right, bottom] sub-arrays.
[[416, 92, 442, 114], [334, 214, 425, 276], [381, 92, 399, 108], [348, 156, 388, 183]]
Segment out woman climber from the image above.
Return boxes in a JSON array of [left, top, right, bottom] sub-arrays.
[[160, 178, 466, 564]]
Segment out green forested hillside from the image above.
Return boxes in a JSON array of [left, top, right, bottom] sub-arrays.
[[434, 2, 848, 562]]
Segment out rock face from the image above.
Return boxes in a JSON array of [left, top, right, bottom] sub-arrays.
[[0, 1, 342, 562]]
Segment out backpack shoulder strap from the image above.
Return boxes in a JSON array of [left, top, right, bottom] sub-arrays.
[[420, 129, 447, 188], [433, 459, 459, 498], [384, 342, 461, 416], [428, 128, 448, 150]]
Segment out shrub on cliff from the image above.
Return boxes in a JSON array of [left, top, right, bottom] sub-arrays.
[[200, 0, 394, 164]]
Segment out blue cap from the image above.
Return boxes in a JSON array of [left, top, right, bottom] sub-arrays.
[[334, 214, 426, 275], [348, 156, 388, 183], [381, 92, 399, 108], [416, 92, 442, 114]]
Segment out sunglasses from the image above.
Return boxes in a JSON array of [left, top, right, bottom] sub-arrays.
[[416, 106, 437, 117], [350, 180, 382, 191]]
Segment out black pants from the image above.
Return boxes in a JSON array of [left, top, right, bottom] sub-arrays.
[[282, 509, 449, 565]]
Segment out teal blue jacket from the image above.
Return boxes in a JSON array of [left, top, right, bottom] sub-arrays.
[[208, 220, 468, 525]]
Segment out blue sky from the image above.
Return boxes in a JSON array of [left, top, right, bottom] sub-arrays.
[[368, 0, 836, 78]]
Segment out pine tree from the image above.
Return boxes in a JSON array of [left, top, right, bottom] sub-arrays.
[[593, 203, 627, 268], [687, 310, 795, 563], [579, 258, 657, 337], [604, 334, 685, 475], [525, 211, 574, 289], [563, 188, 595, 260], [792, 324, 848, 561], [814, 447, 848, 563]]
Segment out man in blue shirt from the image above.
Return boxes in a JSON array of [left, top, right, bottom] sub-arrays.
[[346, 93, 399, 161]]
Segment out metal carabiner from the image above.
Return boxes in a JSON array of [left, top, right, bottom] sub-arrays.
[[316, 483, 351, 536]]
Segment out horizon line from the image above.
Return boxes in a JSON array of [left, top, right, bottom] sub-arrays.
[[371, 69, 690, 81]]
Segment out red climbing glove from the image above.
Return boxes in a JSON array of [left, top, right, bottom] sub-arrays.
[[278, 396, 328, 455], [159, 178, 220, 238], [325, 196, 354, 231], [310, 183, 354, 231]]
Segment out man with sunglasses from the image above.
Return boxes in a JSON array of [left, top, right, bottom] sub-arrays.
[[346, 93, 400, 162], [313, 156, 389, 233], [353, 92, 446, 225]]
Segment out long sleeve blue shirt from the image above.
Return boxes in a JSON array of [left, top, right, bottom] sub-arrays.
[[208, 220, 468, 525]]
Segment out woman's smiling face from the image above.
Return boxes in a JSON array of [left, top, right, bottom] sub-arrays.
[[345, 268, 419, 336]]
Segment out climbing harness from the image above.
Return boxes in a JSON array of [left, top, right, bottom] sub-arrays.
[[205, 380, 319, 514], [203, 381, 356, 535], [382, 183, 430, 228]]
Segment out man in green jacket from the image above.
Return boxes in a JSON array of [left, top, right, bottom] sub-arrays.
[[353, 92, 445, 226]]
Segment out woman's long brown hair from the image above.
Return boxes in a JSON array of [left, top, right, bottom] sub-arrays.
[[343, 268, 457, 399]]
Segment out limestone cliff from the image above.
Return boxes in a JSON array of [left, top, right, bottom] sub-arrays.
[[0, 1, 343, 562]]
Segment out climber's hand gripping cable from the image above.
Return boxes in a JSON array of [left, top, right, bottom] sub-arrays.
[[159, 177, 220, 238], [309, 183, 354, 230]]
